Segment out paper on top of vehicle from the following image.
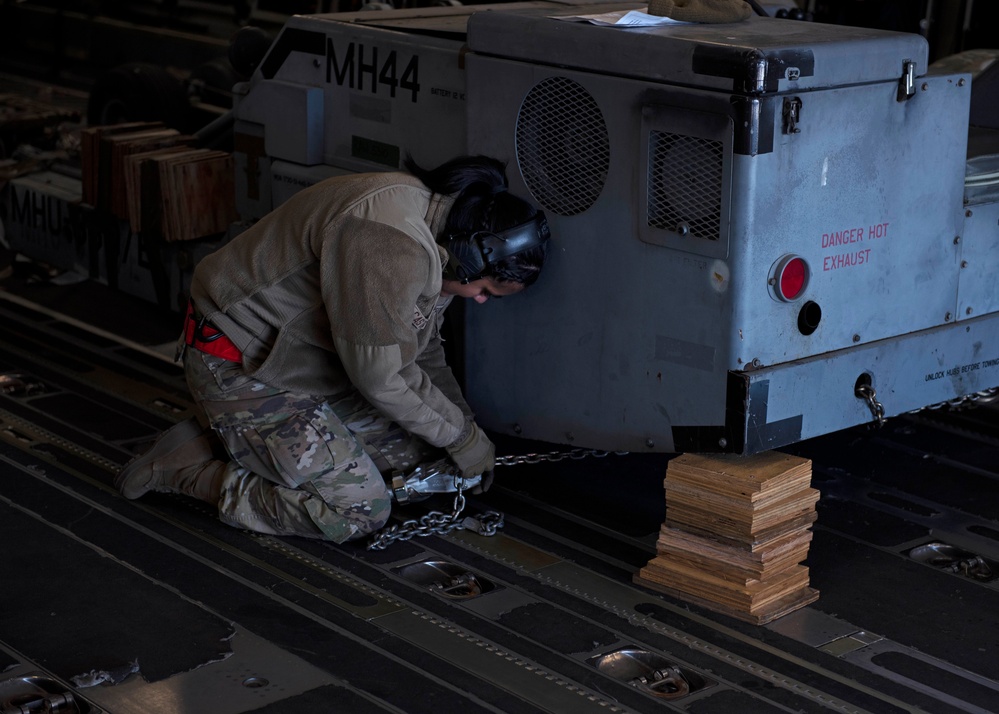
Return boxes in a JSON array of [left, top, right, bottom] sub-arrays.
[[553, 8, 691, 27]]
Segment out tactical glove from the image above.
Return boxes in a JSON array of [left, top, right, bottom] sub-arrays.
[[471, 470, 495, 495], [446, 421, 495, 479], [648, 0, 752, 23]]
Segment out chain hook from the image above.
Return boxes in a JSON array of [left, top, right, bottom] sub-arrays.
[[855, 383, 886, 428]]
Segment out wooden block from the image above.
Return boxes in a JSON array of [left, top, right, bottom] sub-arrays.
[[161, 151, 236, 241], [634, 572, 820, 625], [665, 488, 820, 541], [664, 486, 819, 527], [106, 128, 183, 218], [138, 149, 235, 241], [139, 154, 169, 238], [640, 450, 820, 622], [654, 546, 810, 586], [665, 510, 818, 550], [656, 526, 813, 580], [664, 472, 813, 511], [658, 523, 813, 560], [123, 145, 194, 233], [636, 559, 811, 613], [83, 122, 166, 211], [665, 452, 812, 501]]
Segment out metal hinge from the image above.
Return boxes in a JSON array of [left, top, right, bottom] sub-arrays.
[[782, 97, 803, 134], [897, 60, 916, 101]]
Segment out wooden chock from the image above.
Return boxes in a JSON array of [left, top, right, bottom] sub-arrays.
[[634, 451, 820, 625]]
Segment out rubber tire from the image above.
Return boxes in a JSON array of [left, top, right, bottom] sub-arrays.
[[86, 62, 189, 129]]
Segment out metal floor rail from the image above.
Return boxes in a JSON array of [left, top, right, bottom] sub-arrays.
[[1, 284, 998, 714]]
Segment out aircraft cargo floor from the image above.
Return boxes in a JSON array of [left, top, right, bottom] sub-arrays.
[[1, 272, 998, 714]]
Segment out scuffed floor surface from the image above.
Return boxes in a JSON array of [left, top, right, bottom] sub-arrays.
[[1, 278, 998, 714]]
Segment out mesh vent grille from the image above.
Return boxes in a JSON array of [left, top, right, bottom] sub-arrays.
[[647, 131, 724, 240], [516, 76, 609, 216]]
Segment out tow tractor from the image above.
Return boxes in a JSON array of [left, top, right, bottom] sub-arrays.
[[207, 1, 999, 456]]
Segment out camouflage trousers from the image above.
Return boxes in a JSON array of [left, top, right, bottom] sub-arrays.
[[184, 349, 439, 542]]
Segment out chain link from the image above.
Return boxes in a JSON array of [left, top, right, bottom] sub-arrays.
[[855, 383, 886, 428], [911, 386, 999, 413], [853, 383, 999, 424], [495, 448, 627, 466], [856, 381, 999, 422], [367, 476, 505, 551], [367, 448, 627, 550]]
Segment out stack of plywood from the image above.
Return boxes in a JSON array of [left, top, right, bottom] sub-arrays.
[[81, 121, 181, 212], [635, 451, 820, 624], [133, 148, 235, 242], [81, 122, 236, 241]]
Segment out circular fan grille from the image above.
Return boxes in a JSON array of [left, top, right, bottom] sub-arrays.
[[515, 76, 610, 216]]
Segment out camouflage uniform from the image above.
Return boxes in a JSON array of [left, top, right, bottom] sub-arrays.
[[185, 349, 439, 542], [173, 172, 486, 542]]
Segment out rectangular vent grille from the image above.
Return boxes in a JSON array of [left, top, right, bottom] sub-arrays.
[[647, 131, 724, 241]]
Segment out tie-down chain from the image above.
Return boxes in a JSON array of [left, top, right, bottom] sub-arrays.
[[856, 380, 999, 429], [366, 448, 625, 551]]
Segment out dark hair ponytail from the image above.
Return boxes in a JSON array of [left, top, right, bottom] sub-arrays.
[[405, 155, 548, 286]]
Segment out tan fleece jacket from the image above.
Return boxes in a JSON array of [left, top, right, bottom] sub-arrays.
[[189, 171, 471, 448]]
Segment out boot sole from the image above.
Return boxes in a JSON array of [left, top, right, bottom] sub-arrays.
[[116, 417, 205, 499]]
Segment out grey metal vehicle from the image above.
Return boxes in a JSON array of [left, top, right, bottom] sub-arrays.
[[223, 1, 999, 455]]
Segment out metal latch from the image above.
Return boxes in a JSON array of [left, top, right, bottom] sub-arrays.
[[782, 97, 802, 134], [630, 666, 690, 699], [429, 572, 484, 599], [897, 60, 916, 101], [390, 458, 481, 504], [947, 555, 993, 581]]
